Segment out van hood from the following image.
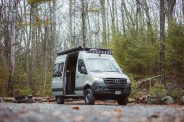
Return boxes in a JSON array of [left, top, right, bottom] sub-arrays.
[[90, 72, 128, 79]]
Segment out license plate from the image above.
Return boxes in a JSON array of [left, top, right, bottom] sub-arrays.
[[115, 91, 121, 95]]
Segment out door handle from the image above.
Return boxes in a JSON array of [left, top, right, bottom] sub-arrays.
[[76, 76, 79, 78]]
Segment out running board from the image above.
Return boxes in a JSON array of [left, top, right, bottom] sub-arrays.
[[64, 94, 82, 98], [65, 94, 76, 96]]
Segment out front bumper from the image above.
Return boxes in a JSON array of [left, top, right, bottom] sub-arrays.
[[91, 81, 131, 100]]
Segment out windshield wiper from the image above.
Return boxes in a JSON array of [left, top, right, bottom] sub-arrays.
[[105, 71, 118, 72], [90, 70, 103, 72]]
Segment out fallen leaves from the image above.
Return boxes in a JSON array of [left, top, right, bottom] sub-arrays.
[[17, 111, 29, 117], [114, 109, 122, 112], [72, 106, 80, 110], [148, 112, 160, 119]]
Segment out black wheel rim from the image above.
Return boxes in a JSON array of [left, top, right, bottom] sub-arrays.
[[85, 92, 90, 103], [57, 97, 60, 103]]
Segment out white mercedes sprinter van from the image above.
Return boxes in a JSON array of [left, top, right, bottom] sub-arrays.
[[52, 46, 131, 105]]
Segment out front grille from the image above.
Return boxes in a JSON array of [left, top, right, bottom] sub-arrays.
[[104, 78, 127, 89]]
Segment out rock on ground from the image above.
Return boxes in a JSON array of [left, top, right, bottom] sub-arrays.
[[161, 96, 175, 105], [180, 96, 184, 105]]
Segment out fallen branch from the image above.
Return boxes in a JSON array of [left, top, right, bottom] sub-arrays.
[[135, 75, 163, 90]]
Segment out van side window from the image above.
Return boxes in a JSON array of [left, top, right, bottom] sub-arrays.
[[53, 62, 64, 77], [78, 59, 87, 74]]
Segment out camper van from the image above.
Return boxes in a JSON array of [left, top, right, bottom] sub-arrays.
[[52, 46, 131, 105]]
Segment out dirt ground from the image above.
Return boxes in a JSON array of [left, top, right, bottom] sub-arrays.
[[0, 100, 184, 122]]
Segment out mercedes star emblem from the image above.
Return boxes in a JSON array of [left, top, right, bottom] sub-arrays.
[[115, 79, 119, 84]]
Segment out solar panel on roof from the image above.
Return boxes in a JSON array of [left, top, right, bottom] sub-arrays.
[[57, 46, 112, 56]]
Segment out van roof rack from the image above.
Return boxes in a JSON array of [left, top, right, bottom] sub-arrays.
[[57, 46, 84, 56], [57, 46, 112, 56]]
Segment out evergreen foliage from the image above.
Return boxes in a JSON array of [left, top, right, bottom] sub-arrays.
[[110, 29, 159, 79], [149, 84, 167, 98], [165, 22, 184, 83]]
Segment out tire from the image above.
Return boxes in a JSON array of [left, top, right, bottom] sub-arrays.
[[56, 96, 65, 104], [15, 95, 26, 100], [84, 89, 95, 105], [117, 96, 128, 105]]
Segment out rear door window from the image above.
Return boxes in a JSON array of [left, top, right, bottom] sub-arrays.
[[53, 62, 64, 77]]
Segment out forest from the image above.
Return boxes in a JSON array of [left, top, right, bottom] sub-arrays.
[[0, 0, 183, 102]]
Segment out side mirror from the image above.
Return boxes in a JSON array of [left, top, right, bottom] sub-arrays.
[[80, 67, 87, 74], [121, 68, 125, 73]]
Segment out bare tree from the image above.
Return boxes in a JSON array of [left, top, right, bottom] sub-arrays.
[[115, 0, 119, 33], [8, 0, 18, 96], [121, 0, 134, 32], [159, 0, 165, 85], [24, 0, 31, 87], [143, 0, 154, 42], [69, 0, 73, 46], [183, 0, 184, 20], [166, 0, 176, 29], [111, 0, 116, 38], [100, 0, 107, 47], [166, 0, 176, 21], [30, 3, 37, 82], [81, 0, 88, 47], [120, 0, 126, 35], [136, 0, 141, 34], [0, 1, 5, 65]]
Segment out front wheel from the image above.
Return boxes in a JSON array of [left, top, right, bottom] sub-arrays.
[[117, 96, 128, 105], [84, 89, 95, 105], [56, 96, 65, 104]]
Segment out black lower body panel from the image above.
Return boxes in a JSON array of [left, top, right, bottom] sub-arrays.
[[91, 82, 131, 100]]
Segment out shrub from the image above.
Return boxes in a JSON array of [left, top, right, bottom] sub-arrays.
[[167, 88, 183, 98], [149, 84, 167, 98]]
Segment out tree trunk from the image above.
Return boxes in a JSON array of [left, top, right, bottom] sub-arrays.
[[81, 0, 87, 47], [115, 0, 119, 33], [69, 0, 73, 46], [143, 0, 154, 42], [111, 0, 116, 38], [183, 0, 184, 20], [0, 5, 5, 64], [100, 0, 107, 47], [166, 0, 176, 22], [23, 0, 30, 88], [52, 0, 56, 62], [87, 5, 91, 47], [30, 3, 37, 80], [120, 0, 126, 35], [0, 3, 3, 63], [43, 25, 48, 95], [136, 0, 141, 34], [0, 36, 2, 61], [106, 0, 110, 43], [159, 0, 165, 85], [8, 0, 18, 96], [121, 0, 134, 32], [166, 0, 176, 29]]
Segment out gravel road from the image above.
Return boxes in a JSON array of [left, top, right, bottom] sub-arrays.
[[0, 101, 184, 122]]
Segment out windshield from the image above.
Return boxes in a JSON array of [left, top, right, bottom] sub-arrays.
[[86, 58, 120, 72]]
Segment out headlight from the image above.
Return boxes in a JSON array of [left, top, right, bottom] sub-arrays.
[[127, 78, 131, 83], [91, 77, 104, 82]]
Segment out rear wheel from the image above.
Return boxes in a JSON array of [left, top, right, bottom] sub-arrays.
[[56, 96, 65, 104], [117, 96, 128, 105], [84, 89, 95, 105]]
